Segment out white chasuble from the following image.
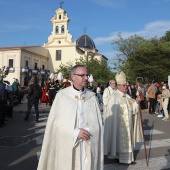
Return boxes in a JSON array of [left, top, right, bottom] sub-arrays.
[[37, 86, 103, 170], [104, 89, 143, 164]]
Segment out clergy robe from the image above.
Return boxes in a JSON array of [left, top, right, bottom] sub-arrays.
[[37, 86, 103, 170], [104, 89, 143, 164], [103, 86, 116, 120]]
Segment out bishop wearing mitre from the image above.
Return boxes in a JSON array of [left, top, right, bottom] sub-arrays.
[[104, 71, 143, 164]]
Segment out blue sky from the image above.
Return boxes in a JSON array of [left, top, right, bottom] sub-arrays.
[[0, 0, 170, 61]]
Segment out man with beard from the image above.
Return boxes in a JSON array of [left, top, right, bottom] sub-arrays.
[[0, 76, 7, 127]]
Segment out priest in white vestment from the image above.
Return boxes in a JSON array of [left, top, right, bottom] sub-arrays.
[[103, 79, 117, 119], [37, 65, 103, 170], [104, 71, 143, 164]]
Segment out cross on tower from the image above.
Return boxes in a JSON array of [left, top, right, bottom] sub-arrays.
[[60, 1, 64, 8]]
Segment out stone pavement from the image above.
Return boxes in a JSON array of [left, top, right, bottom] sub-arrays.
[[35, 109, 170, 170], [3, 97, 170, 170], [13, 96, 51, 113]]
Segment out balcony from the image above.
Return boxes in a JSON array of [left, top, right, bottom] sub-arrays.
[[21, 67, 50, 75], [9, 67, 15, 73]]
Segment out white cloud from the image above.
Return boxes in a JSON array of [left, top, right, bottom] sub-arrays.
[[94, 20, 170, 46]]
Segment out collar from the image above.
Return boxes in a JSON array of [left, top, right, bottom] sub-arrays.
[[108, 86, 116, 91], [117, 89, 126, 97], [73, 85, 84, 92]]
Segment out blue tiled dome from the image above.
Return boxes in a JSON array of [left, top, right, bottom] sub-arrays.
[[76, 34, 96, 49]]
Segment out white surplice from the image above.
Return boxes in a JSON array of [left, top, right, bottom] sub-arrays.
[[73, 90, 90, 170]]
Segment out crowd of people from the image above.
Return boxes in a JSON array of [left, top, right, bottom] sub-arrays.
[[0, 72, 72, 126], [1, 65, 170, 169], [24, 72, 72, 122], [37, 65, 170, 170], [0, 77, 23, 127]]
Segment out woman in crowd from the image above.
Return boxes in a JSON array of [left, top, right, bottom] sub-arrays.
[[147, 81, 157, 114], [41, 81, 49, 105], [156, 86, 164, 118], [161, 83, 170, 121], [96, 83, 103, 105]]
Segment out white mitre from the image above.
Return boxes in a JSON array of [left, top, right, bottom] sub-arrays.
[[49, 73, 54, 79], [115, 71, 126, 84], [88, 74, 94, 82], [57, 72, 63, 81]]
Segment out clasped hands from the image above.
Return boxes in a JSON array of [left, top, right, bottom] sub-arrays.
[[78, 128, 91, 141]]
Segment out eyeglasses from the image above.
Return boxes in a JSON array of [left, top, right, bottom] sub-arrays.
[[122, 84, 127, 87], [74, 74, 89, 78]]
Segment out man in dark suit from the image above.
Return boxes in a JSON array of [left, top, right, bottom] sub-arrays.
[[47, 78, 56, 106], [24, 77, 42, 122], [0, 76, 7, 127]]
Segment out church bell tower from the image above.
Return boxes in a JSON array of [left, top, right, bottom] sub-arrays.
[[44, 6, 73, 46]]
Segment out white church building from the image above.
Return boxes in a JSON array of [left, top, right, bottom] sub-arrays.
[[0, 6, 107, 86]]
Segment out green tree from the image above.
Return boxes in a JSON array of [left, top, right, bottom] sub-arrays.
[[120, 37, 170, 82], [55, 56, 115, 84], [160, 30, 170, 42], [112, 33, 145, 71], [111, 31, 170, 82]]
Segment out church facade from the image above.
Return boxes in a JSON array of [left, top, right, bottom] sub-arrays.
[[0, 7, 107, 86]]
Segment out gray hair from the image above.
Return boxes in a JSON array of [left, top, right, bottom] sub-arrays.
[[70, 65, 87, 75], [109, 79, 116, 85]]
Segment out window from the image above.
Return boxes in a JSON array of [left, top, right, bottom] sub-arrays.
[[59, 15, 61, 19], [56, 50, 61, 61], [25, 60, 29, 67], [35, 63, 37, 69], [9, 59, 13, 67], [61, 25, 64, 33], [56, 26, 59, 34], [42, 65, 45, 70]]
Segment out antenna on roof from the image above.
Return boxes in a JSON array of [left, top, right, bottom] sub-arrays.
[[60, 1, 64, 8]]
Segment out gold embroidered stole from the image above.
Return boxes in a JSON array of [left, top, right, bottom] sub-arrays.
[[119, 97, 132, 152]]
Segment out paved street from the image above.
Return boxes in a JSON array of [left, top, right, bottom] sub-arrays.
[[0, 98, 170, 170]]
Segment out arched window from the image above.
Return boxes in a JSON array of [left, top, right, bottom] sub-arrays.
[[56, 26, 59, 34], [61, 25, 64, 33]]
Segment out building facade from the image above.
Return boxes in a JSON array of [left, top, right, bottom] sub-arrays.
[[0, 7, 107, 86]]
